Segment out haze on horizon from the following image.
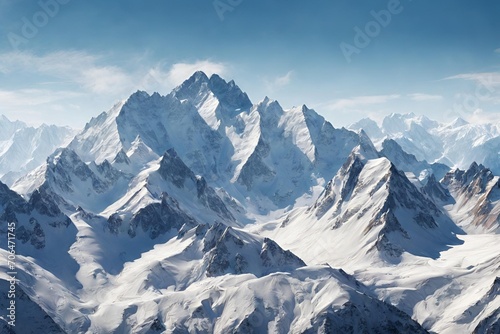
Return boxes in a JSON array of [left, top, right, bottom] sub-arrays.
[[0, 0, 499, 128]]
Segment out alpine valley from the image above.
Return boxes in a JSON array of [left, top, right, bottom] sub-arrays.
[[0, 72, 499, 334]]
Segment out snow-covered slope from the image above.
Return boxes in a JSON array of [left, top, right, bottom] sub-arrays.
[[0, 221, 428, 333], [0, 115, 76, 186]]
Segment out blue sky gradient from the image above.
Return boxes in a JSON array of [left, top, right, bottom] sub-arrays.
[[0, 0, 499, 127]]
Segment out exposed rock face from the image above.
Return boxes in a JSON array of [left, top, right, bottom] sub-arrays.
[[421, 174, 454, 204], [443, 162, 495, 195], [312, 153, 365, 218], [128, 193, 197, 239], [106, 193, 198, 239], [260, 237, 306, 269], [0, 181, 26, 209], [158, 148, 196, 188], [305, 301, 429, 334], [28, 186, 72, 227], [383, 164, 442, 223], [455, 276, 500, 332], [14, 147, 129, 213], [63, 71, 376, 211], [0, 279, 66, 333], [473, 307, 500, 334], [146, 318, 166, 333], [16, 218, 46, 249], [159, 148, 235, 222], [106, 213, 123, 235], [114, 89, 225, 181], [48, 148, 98, 193], [442, 162, 500, 233], [199, 222, 305, 277], [5, 73, 500, 334], [112, 149, 130, 165], [204, 235, 238, 276], [95, 159, 122, 184], [0, 181, 72, 250], [237, 137, 275, 189]]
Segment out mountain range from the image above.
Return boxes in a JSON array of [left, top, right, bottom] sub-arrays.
[[0, 116, 76, 186], [0, 72, 499, 333], [349, 113, 500, 175]]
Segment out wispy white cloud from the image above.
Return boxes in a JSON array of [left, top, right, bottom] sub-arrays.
[[408, 93, 443, 101], [164, 60, 229, 87], [136, 60, 229, 93], [264, 71, 294, 91], [0, 51, 232, 126], [0, 51, 231, 96], [444, 72, 500, 106], [495, 48, 500, 54], [326, 94, 401, 110], [0, 88, 83, 126], [0, 89, 81, 107], [0, 51, 134, 95], [444, 72, 500, 88], [274, 71, 294, 87], [80, 67, 132, 94], [465, 109, 500, 124]]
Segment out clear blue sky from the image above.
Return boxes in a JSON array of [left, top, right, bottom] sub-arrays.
[[0, 0, 499, 127]]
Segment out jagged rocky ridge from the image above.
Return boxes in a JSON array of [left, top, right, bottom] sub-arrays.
[[442, 162, 500, 233], [0, 180, 72, 250], [380, 138, 450, 181], [306, 153, 463, 259]]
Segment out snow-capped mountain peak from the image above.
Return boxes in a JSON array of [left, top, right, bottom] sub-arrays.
[[281, 156, 463, 263], [173, 71, 252, 125], [448, 117, 469, 128], [379, 138, 450, 181]]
